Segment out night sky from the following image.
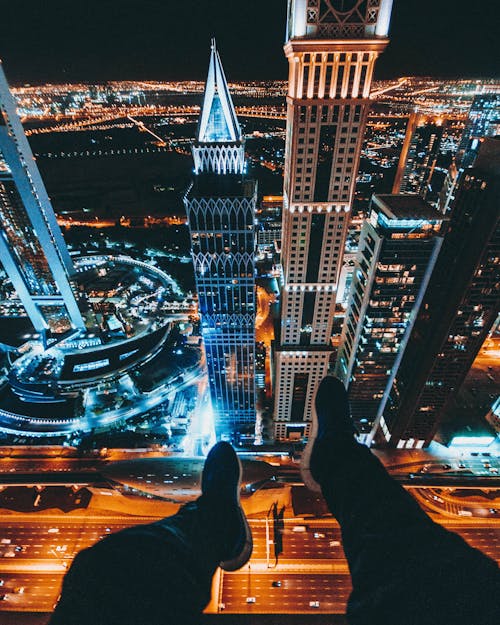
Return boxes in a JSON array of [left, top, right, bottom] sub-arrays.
[[0, 1, 498, 84]]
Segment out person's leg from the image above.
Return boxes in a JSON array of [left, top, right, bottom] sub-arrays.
[[302, 377, 500, 625], [50, 442, 252, 625], [153, 440, 253, 576]]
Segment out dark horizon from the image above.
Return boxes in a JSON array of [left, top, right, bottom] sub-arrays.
[[1, 1, 499, 85]]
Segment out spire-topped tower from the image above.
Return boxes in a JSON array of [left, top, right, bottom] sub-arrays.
[[197, 39, 241, 144], [185, 42, 257, 441], [192, 40, 245, 176]]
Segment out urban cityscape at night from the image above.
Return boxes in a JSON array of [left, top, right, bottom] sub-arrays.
[[0, 1, 498, 622]]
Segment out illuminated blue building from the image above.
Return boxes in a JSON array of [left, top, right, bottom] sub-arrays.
[[0, 62, 85, 339], [335, 194, 446, 442], [185, 41, 257, 440], [458, 94, 500, 167]]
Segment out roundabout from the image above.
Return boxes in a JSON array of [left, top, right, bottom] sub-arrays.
[[0, 255, 200, 437]]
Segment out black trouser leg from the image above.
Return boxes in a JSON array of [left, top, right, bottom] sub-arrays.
[[314, 438, 500, 625], [50, 498, 228, 625]]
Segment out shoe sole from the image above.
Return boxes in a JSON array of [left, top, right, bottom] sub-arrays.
[[300, 397, 322, 493], [219, 452, 253, 572]]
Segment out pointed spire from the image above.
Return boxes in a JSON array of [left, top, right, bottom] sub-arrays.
[[197, 40, 241, 144]]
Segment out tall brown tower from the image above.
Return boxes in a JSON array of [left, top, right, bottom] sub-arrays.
[[274, 1, 393, 440]]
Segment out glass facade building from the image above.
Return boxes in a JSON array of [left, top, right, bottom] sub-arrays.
[[335, 194, 446, 440], [458, 94, 500, 166], [384, 138, 500, 447], [0, 63, 85, 338], [185, 42, 257, 439]]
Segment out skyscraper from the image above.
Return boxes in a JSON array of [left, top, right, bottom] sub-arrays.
[[381, 137, 500, 448], [274, 0, 393, 441], [0, 63, 85, 338], [440, 94, 500, 213], [393, 114, 444, 201], [457, 94, 500, 167], [184, 41, 257, 440], [335, 194, 446, 439]]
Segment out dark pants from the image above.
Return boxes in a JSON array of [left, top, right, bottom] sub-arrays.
[[50, 498, 224, 625], [315, 437, 500, 625]]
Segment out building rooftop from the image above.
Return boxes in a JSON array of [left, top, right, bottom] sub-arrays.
[[373, 194, 442, 222]]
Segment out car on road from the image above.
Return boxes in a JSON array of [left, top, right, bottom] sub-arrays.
[[48, 528, 59, 534], [13, 587, 24, 594], [309, 601, 320, 608], [246, 597, 256, 604], [0, 547, 16, 558], [271, 580, 282, 588], [313, 532, 325, 539], [0, 594, 7, 601], [0, 580, 3, 587], [292, 526, 307, 533]]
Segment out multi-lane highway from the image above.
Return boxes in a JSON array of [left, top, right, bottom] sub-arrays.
[[219, 572, 352, 614], [0, 512, 498, 616], [0, 451, 498, 618]]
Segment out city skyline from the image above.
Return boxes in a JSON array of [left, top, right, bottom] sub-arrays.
[[0, 0, 498, 619], [0, 1, 498, 84], [0, 0, 497, 448]]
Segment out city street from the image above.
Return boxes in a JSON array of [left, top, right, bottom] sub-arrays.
[[0, 500, 498, 615]]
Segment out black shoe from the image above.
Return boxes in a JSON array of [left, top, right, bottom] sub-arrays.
[[301, 376, 357, 492], [201, 442, 253, 571]]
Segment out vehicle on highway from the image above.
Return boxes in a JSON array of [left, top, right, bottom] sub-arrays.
[[246, 596, 256, 604], [0, 547, 16, 558], [0, 594, 7, 601], [48, 528, 60, 534], [292, 525, 307, 533], [309, 600, 320, 608], [271, 580, 282, 587], [0, 539, 11, 545], [0, 580, 3, 587], [13, 587, 24, 594], [313, 532, 325, 539]]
